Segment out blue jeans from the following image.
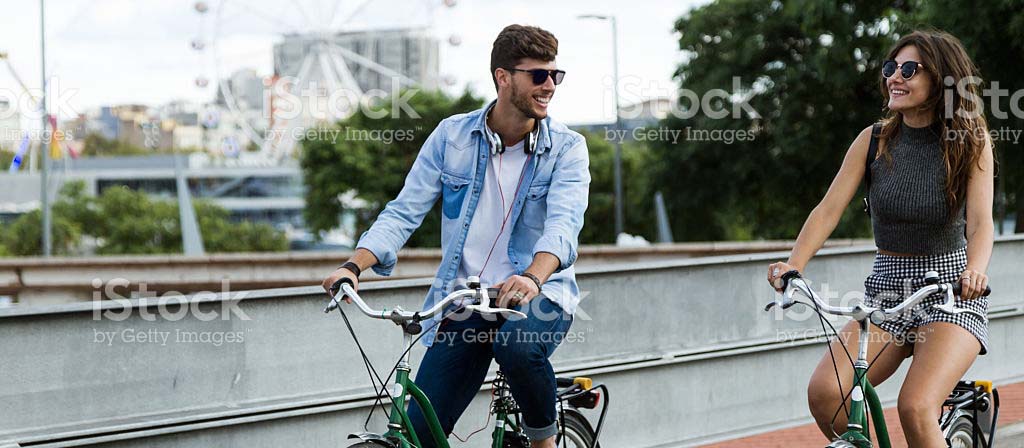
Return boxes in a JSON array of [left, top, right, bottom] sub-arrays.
[[407, 296, 573, 445]]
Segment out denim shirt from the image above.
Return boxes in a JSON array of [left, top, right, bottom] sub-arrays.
[[355, 102, 591, 346]]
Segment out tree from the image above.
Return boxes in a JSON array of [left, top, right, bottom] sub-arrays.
[[577, 130, 657, 244], [0, 149, 16, 171], [301, 89, 484, 247], [656, 0, 904, 240], [195, 201, 289, 252], [0, 209, 81, 256], [906, 0, 1024, 232], [0, 181, 288, 256]]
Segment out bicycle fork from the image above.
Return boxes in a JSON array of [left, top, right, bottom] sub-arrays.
[[836, 319, 892, 448]]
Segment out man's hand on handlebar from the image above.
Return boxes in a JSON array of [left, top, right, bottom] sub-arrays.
[[322, 266, 359, 304], [493, 274, 540, 309]]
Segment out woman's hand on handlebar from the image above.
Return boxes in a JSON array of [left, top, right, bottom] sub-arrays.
[[958, 268, 989, 300], [767, 261, 800, 292]]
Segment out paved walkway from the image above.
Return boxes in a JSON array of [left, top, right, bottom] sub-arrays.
[[701, 381, 1024, 447]]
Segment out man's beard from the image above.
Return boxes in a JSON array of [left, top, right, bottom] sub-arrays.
[[510, 81, 546, 120]]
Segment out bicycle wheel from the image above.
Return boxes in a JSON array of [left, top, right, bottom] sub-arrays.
[[946, 415, 975, 448], [557, 409, 598, 448], [347, 443, 388, 448]]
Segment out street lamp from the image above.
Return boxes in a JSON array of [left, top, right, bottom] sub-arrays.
[[39, 0, 52, 256], [578, 14, 624, 238]]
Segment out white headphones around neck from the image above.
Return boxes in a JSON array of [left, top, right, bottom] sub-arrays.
[[484, 104, 541, 155]]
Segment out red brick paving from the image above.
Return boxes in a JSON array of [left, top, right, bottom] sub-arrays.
[[702, 381, 1024, 447]]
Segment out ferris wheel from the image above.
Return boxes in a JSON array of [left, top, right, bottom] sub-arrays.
[[190, 0, 462, 160]]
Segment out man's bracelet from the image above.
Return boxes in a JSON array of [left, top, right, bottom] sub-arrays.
[[523, 272, 543, 291], [339, 261, 362, 278]]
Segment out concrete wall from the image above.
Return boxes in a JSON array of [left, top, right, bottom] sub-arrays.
[[0, 240, 871, 304], [1, 236, 1021, 447]]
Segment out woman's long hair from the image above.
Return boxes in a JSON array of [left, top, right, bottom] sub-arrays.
[[878, 30, 990, 217]]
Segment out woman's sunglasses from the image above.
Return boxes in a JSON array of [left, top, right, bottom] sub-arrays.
[[882, 60, 925, 80], [505, 68, 566, 86]]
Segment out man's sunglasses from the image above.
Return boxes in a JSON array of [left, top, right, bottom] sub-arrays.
[[882, 60, 926, 80], [505, 68, 566, 85]]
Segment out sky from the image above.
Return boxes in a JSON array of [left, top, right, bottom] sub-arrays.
[[0, 0, 710, 127]]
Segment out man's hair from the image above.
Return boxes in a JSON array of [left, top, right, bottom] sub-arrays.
[[490, 24, 558, 92]]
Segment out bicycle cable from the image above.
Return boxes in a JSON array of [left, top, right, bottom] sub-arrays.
[[332, 302, 400, 430], [800, 301, 895, 439], [828, 337, 892, 439], [812, 300, 855, 426], [354, 304, 482, 434], [451, 386, 497, 442]]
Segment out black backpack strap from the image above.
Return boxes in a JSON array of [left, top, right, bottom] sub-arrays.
[[864, 123, 881, 188], [862, 123, 882, 216]]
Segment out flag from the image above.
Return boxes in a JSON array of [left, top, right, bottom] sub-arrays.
[[8, 133, 29, 172], [48, 115, 62, 159]]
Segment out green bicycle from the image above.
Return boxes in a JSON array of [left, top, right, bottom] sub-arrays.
[[768, 270, 1000, 448], [325, 276, 608, 448]]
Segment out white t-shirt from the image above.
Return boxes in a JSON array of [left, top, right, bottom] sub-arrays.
[[458, 140, 530, 286]]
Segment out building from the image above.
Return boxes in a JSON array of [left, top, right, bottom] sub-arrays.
[[215, 69, 266, 113], [89, 106, 120, 140], [273, 28, 439, 93], [0, 99, 22, 152], [269, 28, 440, 129], [0, 154, 355, 249]]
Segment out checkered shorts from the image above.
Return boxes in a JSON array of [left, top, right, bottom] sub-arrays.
[[863, 246, 989, 355]]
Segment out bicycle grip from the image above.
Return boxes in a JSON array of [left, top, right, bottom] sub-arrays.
[[951, 282, 991, 297], [330, 277, 355, 296], [325, 277, 356, 313], [772, 270, 802, 290]]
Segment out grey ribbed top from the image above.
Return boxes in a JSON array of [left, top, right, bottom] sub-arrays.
[[869, 122, 967, 255]]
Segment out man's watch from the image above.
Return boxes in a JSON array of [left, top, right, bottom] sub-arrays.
[[339, 261, 362, 278], [522, 272, 543, 291]]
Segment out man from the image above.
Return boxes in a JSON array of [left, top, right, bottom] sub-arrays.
[[322, 24, 589, 447]]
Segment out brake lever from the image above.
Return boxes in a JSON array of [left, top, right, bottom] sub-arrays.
[[465, 285, 527, 319], [464, 303, 527, 319], [933, 299, 988, 321], [933, 302, 987, 322], [933, 288, 988, 322]]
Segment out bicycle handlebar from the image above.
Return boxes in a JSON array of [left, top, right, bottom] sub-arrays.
[[324, 277, 526, 323], [951, 281, 991, 298], [766, 270, 989, 325]]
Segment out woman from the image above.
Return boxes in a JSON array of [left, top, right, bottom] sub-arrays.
[[766, 30, 994, 446]]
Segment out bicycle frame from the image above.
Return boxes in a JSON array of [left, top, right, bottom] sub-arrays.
[[356, 331, 526, 448], [334, 279, 600, 447], [831, 319, 892, 448]]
